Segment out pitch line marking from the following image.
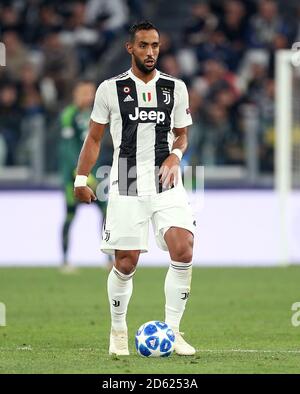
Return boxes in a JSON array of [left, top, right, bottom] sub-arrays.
[[197, 349, 300, 354], [1, 347, 300, 354]]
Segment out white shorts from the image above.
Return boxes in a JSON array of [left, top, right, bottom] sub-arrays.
[[101, 187, 196, 255]]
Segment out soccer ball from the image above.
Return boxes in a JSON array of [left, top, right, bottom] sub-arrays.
[[135, 321, 175, 357]]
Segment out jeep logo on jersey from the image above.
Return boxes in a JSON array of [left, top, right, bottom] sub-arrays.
[[128, 107, 166, 124]]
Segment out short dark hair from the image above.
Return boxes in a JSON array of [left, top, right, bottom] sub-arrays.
[[129, 21, 160, 42]]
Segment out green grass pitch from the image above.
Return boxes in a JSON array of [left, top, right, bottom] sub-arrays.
[[0, 266, 300, 374]]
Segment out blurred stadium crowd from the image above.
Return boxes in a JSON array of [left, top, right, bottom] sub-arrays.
[[0, 0, 299, 183]]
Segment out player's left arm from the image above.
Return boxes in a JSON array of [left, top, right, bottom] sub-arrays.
[[159, 127, 188, 188], [159, 80, 192, 188]]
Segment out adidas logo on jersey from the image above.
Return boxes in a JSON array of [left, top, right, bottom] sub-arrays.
[[128, 107, 166, 124], [123, 94, 134, 102]]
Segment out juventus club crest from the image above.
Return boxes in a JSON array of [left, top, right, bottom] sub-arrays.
[[103, 230, 110, 242], [181, 292, 190, 300], [162, 88, 171, 104]]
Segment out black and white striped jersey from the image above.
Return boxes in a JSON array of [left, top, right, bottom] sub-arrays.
[[91, 69, 192, 196]]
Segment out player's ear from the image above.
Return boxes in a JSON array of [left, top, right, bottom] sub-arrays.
[[126, 42, 133, 55]]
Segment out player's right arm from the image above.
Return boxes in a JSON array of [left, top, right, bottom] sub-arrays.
[[75, 80, 110, 203], [74, 120, 107, 203]]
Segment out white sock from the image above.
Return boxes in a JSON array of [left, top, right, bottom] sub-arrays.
[[107, 266, 134, 331], [164, 260, 192, 331]]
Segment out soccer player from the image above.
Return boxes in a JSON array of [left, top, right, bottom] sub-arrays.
[[59, 80, 113, 270], [74, 21, 196, 355]]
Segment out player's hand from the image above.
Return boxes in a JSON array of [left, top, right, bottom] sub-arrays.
[[74, 186, 97, 204], [159, 154, 180, 189]]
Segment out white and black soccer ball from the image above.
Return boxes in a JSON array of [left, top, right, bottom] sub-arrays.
[[135, 321, 175, 357]]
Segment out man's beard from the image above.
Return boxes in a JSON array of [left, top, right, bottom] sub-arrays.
[[133, 54, 157, 74]]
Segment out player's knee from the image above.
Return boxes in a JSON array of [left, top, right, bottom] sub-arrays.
[[172, 249, 193, 263], [115, 250, 139, 275], [170, 237, 193, 263], [115, 261, 137, 276]]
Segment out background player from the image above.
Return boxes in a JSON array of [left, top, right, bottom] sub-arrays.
[[59, 80, 113, 270]]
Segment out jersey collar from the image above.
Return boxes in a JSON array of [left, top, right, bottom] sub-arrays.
[[128, 68, 160, 85]]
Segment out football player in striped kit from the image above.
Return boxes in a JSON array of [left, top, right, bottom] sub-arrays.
[[74, 21, 196, 356]]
